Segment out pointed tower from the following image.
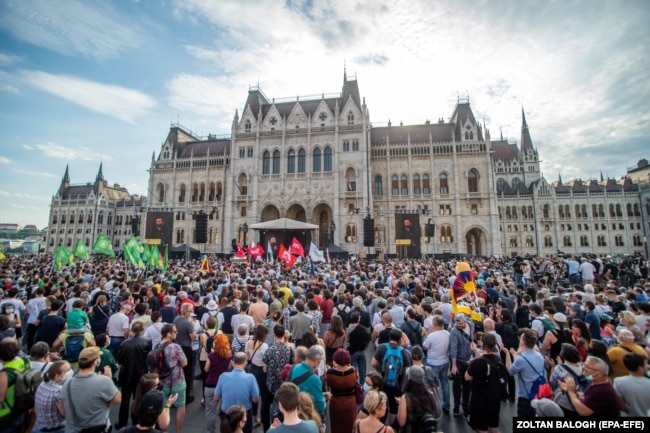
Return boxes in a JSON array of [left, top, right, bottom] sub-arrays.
[[59, 164, 70, 196], [520, 107, 541, 185], [94, 162, 106, 195], [95, 162, 104, 182]]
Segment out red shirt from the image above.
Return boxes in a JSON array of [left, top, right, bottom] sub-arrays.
[[320, 298, 334, 324]]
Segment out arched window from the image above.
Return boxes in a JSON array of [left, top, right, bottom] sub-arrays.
[[345, 224, 357, 242], [313, 148, 322, 172], [543, 204, 550, 219], [563, 235, 572, 247], [400, 175, 408, 195], [592, 204, 598, 218], [527, 206, 533, 219], [192, 183, 199, 202], [413, 174, 421, 195], [609, 204, 615, 217], [324, 146, 333, 171], [440, 173, 449, 194], [440, 225, 453, 243], [544, 236, 553, 247], [107, 213, 113, 225], [297, 148, 306, 173], [176, 229, 184, 244], [262, 151, 271, 174], [78, 212, 83, 224], [347, 111, 354, 125], [468, 169, 478, 192], [575, 204, 581, 218], [272, 150, 281, 174], [581, 204, 587, 218], [509, 237, 518, 247], [525, 236, 534, 247], [512, 177, 521, 191], [52, 213, 58, 224], [422, 174, 430, 194], [287, 149, 296, 174], [496, 178, 506, 194], [615, 204, 622, 217], [179, 184, 186, 203], [61, 213, 66, 224], [87, 212, 92, 224], [157, 183, 165, 203], [374, 175, 383, 196], [564, 205, 570, 218], [209, 183, 216, 201], [633, 203, 640, 216], [391, 176, 399, 196]]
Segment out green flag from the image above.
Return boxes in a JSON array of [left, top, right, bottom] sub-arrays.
[[162, 245, 168, 273], [93, 235, 115, 257], [73, 239, 89, 261], [124, 236, 145, 269], [0, 242, 5, 260], [53, 245, 74, 272]]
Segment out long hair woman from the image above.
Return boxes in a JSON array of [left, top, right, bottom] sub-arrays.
[[205, 333, 232, 433], [220, 404, 247, 433], [396, 366, 438, 433], [131, 373, 176, 430], [354, 390, 394, 433], [299, 392, 324, 433], [33, 361, 70, 433], [571, 319, 591, 361], [199, 316, 218, 402], [323, 315, 346, 365]]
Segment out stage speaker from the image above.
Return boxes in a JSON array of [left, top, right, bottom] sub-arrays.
[[131, 216, 140, 236], [196, 212, 208, 243], [363, 217, 375, 247], [425, 223, 435, 237]]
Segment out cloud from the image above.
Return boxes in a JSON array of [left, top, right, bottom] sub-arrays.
[[0, 190, 10, 196], [0, 0, 149, 62], [24, 142, 112, 162], [0, 84, 19, 94], [14, 192, 50, 201], [21, 70, 156, 123], [12, 169, 58, 179], [21, 145, 34, 151], [0, 52, 23, 66], [0, 156, 10, 164]]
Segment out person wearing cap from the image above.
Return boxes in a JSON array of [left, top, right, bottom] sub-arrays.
[[449, 313, 473, 418], [214, 352, 260, 433], [116, 321, 153, 429], [541, 312, 573, 362], [395, 365, 438, 433], [117, 389, 165, 432], [372, 327, 412, 425], [531, 398, 564, 417], [61, 346, 121, 433], [106, 303, 132, 358]]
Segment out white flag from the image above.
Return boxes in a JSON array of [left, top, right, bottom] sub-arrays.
[[267, 240, 272, 263], [309, 242, 326, 263]]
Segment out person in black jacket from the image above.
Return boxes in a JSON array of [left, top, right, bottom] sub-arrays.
[[350, 297, 371, 328], [116, 321, 152, 429], [347, 311, 371, 385]]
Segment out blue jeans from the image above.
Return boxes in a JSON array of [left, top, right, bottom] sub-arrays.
[[430, 362, 450, 411], [351, 350, 366, 384]]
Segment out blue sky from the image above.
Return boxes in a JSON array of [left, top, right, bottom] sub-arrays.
[[1, 0, 648, 230]]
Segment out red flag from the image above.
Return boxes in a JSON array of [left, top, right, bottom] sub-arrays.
[[236, 242, 245, 256], [278, 244, 297, 267], [290, 237, 304, 257], [246, 244, 265, 258]]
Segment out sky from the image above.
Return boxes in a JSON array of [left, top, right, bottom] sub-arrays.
[[1, 0, 649, 230]]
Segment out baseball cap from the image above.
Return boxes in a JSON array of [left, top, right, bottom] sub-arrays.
[[553, 312, 567, 323], [455, 313, 468, 322], [78, 346, 101, 362], [141, 390, 164, 414]]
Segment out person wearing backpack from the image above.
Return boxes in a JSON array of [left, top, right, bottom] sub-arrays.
[[465, 333, 508, 433], [396, 366, 438, 433], [371, 327, 412, 425], [507, 328, 545, 417], [0, 338, 29, 432], [52, 328, 96, 369]]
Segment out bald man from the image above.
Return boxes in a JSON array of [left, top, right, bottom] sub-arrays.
[[607, 329, 647, 379]]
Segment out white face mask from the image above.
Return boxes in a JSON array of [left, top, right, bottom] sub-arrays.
[[5, 308, 14, 315], [363, 383, 372, 393], [62, 369, 74, 383]]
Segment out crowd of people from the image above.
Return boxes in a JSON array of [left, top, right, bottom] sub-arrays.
[[0, 251, 648, 433]]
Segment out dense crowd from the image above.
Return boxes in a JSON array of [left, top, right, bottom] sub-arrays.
[[0, 252, 648, 433]]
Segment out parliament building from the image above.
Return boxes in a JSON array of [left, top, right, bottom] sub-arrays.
[[46, 74, 648, 259]]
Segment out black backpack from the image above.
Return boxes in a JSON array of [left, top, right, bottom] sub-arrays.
[[4, 358, 44, 413], [483, 355, 509, 401], [515, 305, 531, 329], [147, 341, 173, 379], [415, 412, 438, 433], [334, 305, 349, 327]]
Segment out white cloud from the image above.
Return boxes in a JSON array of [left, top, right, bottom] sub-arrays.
[[21, 70, 156, 123], [0, 84, 19, 94], [0, 156, 10, 164], [0, 190, 10, 196], [21, 145, 34, 151], [24, 142, 112, 162], [0, 0, 149, 62], [14, 193, 50, 201], [0, 52, 23, 66], [12, 168, 58, 178]]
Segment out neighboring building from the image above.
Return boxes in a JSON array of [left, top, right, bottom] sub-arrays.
[[0, 224, 21, 232], [44, 164, 146, 253], [21, 240, 40, 254], [23, 224, 39, 231]]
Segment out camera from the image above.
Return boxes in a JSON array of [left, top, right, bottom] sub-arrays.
[[448, 373, 457, 380]]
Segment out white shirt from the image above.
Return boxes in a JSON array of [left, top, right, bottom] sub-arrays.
[[423, 329, 451, 366], [106, 312, 130, 337], [26, 297, 47, 324]]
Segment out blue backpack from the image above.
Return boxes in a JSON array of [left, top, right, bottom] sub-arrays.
[[381, 343, 404, 388], [63, 332, 86, 363]]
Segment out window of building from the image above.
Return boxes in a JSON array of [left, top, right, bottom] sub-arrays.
[[400, 175, 408, 195], [262, 151, 271, 174], [422, 174, 430, 194], [616, 204, 622, 217], [497, 178, 506, 194], [440, 173, 449, 195], [247, 147, 253, 157], [347, 111, 354, 125], [319, 112, 327, 122], [287, 149, 296, 174], [440, 225, 453, 243], [580, 235, 589, 247], [272, 150, 281, 174], [313, 148, 322, 172], [615, 235, 624, 246], [597, 235, 606, 246], [510, 237, 518, 247], [391, 176, 399, 196], [544, 236, 553, 247], [352, 140, 359, 151], [563, 235, 572, 247], [471, 204, 478, 215], [564, 205, 571, 218], [468, 169, 478, 192], [413, 174, 421, 195], [245, 120, 251, 133], [374, 175, 383, 196], [239, 148, 245, 158], [525, 236, 534, 247], [345, 224, 357, 242], [543, 204, 550, 218], [241, 207, 247, 217], [324, 147, 333, 171], [297, 148, 306, 173], [343, 141, 350, 152]]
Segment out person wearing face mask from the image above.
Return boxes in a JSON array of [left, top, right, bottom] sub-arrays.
[[33, 361, 72, 433], [0, 302, 21, 341], [558, 355, 620, 417], [356, 372, 385, 421]]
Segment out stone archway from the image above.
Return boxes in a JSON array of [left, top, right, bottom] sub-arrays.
[[286, 204, 306, 222], [312, 203, 333, 247], [465, 227, 486, 256], [261, 205, 280, 222]]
